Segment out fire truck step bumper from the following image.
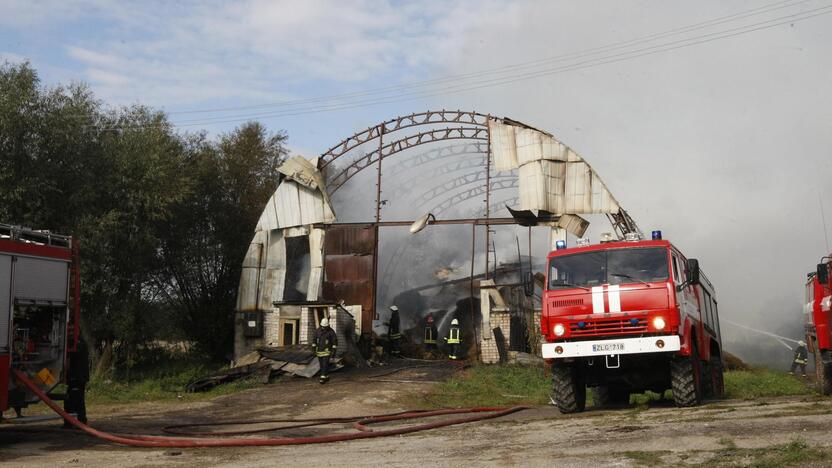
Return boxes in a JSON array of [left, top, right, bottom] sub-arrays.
[[542, 335, 680, 359]]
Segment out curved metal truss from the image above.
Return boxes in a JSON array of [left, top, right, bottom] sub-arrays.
[[387, 143, 487, 178], [319, 110, 489, 169], [414, 173, 515, 209], [430, 179, 518, 215], [379, 183, 520, 300], [389, 153, 489, 200], [326, 127, 488, 195]]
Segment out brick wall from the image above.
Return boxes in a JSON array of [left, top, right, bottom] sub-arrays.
[[263, 308, 280, 347], [299, 307, 316, 344], [480, 311, 512, 364]]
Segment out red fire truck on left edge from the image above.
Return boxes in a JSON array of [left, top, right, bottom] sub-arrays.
[[1, 223, 80, 418]]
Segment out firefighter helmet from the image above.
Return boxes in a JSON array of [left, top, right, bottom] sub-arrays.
[[320, 317, 329, 327], [390, 305, 398, 312], [451, 318, 459, 325]]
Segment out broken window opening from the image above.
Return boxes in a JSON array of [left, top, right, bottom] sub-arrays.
[[284, 235, 311, 302]]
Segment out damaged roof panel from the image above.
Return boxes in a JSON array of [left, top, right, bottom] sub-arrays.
[[489, 118, 621, 215]]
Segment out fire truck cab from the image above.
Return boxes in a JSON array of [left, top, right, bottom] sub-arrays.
[[806, 257, 832, 394], [541, 231, 724, 412], [1, 223, 80, 418]]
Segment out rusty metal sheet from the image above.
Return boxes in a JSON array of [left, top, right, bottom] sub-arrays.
[[324, 224, 375, 255], [323, 255, 373, 282], [322, 225, 376, 334]]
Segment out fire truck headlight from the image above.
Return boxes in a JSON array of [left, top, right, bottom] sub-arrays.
[[553, 323, 566, 337], [652, 317, 666, 330]]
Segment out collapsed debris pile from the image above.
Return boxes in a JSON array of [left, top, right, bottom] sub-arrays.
[[187, 345, 343, 392]]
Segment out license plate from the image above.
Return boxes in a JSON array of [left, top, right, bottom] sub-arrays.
[[592, 342, 625, 353]]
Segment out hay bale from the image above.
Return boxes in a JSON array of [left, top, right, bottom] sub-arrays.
[[724, 352, 749, 370]]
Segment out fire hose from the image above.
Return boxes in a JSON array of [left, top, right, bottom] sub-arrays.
[[13, 369, 527, 448]]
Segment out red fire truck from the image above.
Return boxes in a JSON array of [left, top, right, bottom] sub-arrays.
[[1, 224, 80, 418], [541, 231, 723, 412], [806, 257, 832, 394]]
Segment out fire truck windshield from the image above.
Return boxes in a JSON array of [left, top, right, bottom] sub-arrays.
[[548, 247, 669, 289]]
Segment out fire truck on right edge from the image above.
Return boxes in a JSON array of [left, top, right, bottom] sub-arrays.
[[541, 230, 724, 413], [806, 256, 832, 394]]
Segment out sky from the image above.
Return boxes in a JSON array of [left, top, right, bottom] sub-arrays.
[[2, 0, 832, 365]]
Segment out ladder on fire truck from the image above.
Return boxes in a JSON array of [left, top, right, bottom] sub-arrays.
[[607, 209, 643, 240]]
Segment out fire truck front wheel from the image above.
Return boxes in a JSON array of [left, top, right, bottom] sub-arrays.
[[552, 365, 586, 414], [670, 342, 702, 407]]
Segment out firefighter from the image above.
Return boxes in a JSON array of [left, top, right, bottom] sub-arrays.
[[424, 313, 437, 349], [790, 340, 808, 377], [314, 318, 338, 384], [388, 305, 402, 357], [445, 318, 462, 360], [63, 337, 89, 428]]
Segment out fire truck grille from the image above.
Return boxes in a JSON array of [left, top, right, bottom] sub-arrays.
[[569, 317, 648, 336], [551, 299, 584, 308]]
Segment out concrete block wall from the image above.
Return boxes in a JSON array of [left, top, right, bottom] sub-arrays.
[[299, 307, 316, 344], [262, 308, 280, 347], [480, 311, 512, 364]]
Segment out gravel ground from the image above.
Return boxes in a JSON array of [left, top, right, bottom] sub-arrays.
[[3, 363, 832, 467]]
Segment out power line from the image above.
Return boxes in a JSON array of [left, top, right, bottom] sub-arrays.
[[169, 3, 832, 126], [90, 3, 832, 131], [165, 0, 814, 116]]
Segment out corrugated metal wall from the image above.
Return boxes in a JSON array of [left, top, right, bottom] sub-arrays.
[[322, 224, 376, 335]]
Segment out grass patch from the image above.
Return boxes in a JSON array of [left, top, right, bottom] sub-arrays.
[[83, 354, 261, 405], [703, 439, 829, 467], [724, 369, 812, 400], [622, 450, 668, 465], [413, 364, 552, 408], [405, 365, 814, 411]]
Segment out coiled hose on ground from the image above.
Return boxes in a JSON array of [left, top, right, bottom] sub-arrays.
[[13, 369, 527, 448]]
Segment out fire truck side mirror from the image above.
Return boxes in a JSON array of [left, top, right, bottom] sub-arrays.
[[686, 258, 700, 285], [818, 263, 829, 285]]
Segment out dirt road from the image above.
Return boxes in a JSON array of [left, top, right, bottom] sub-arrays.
[[3, 363, 832, 467]]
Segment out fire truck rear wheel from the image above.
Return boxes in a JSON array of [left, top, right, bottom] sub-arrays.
[[817, 349, 832, 395], [671, 343, 702, 407], [709, 355, 724, 399], [592, 386, 630, 407], [552, 365, 586, 414]]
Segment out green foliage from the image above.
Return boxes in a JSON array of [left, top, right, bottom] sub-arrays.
[[84, 349, 260, 405], [414, 364, 552, 408], [0, 61, 287, 366], [724, 369, 811, 399]]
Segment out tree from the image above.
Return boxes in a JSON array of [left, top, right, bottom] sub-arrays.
[[1, 62, 287, 365], [155, 122, 287, 360]]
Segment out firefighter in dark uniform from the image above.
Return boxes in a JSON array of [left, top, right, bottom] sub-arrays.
[[445, 318, 462, 360], [424, 313, 437, 349], [63, 337, 89, 428], [790, 340, 808, 377], [314, 318, 338, 384], [388, 305, 402, 357]]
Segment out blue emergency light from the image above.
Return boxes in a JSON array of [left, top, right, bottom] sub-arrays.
[[629, 318, 640, 326], [651, 230, 662, 240], [577, 321, 586, 329], [555, 240, 567, 250]]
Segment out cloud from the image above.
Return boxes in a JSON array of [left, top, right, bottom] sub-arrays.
[[2, 0, 487, 107]]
